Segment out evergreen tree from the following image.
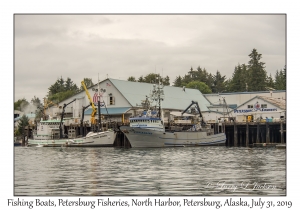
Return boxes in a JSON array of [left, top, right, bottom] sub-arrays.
[[274, 69, 286, 90], [17, 115, 29, 136], [143, 73, 160, 84], [228, 64, 248, 92], [161, 75, 170, 86], [48, 77, 79, 102], [174, 66, 223, 92], [48, 77, 64, 95], [128, 73, 170, 85], [181, 74, 193, 86], [57, 76, 65, 92], [266, 73, 275, 90], [137, 76, 144, 82], [275, 65, 287, 90], [188, 67, 196, 79], [127, 76, 136, 82], [247, 49, 267, 91], [212, 70, 227, 93], [65, 77, 79, 92], [173, 76, 182, 87], [196, 66, 206, 81], [14, 98, 29, 111]]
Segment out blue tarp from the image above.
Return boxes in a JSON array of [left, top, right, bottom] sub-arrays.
[[84, 107, 131, 115]]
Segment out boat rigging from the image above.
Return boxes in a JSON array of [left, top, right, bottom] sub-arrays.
[[182, 100, 205, 125], [59, 98, 76, 138]]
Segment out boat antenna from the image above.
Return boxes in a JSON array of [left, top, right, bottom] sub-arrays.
[[155, 66, 157, 84], [97, 74, 101, 132]]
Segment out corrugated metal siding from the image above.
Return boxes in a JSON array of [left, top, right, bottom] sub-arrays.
[[84, 107, 131, 115], [109, 78, 210, 111]]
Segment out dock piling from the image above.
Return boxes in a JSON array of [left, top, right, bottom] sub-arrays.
[[256, 122, 260, 144], [234, 122, 238, 147], [266, 122, 270, 144], [246, 122, 249, 147]]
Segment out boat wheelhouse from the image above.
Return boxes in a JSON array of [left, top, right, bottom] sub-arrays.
[[33, 119, 62, 140], [129, 115, 164, 132]]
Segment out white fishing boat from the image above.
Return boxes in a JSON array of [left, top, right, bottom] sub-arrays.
[[28, 119, 116, 147], [120, 83, 226, 148], [120, 113, 226, 148], [28, 79, 116, 147]]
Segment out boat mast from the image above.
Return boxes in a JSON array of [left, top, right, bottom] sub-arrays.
[[150, 75, 164, 119], [158, 83, 161, 118], [97, 74, 102, 132]]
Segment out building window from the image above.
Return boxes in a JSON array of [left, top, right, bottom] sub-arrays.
[[248, 105, 253, 108], [109, 96, 115, 105], [261, 104, 267, 108]]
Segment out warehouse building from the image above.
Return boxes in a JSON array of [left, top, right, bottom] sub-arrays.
[[46, 78, 286, 125]]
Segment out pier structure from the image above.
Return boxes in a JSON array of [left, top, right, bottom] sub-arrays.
[[21, 120, 285, 148], [217, 121, 286, 147]]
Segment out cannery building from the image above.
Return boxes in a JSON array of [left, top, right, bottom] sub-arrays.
[[45, 78, 286, 125]]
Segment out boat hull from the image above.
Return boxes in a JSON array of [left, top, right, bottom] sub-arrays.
[[120, 126, 226, 148], [28, 130, 116, 147]]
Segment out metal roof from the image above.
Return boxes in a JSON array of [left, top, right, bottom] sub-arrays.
[[204, 90, 286, 96], [14, 113, 36, 121], [170, 111, 195, 116], [108, 78, 210, 111], [84, 107, 131, 115], [41, 119, 62, 122], [234, 95, 286, 111], [257, 96, 286, 110]]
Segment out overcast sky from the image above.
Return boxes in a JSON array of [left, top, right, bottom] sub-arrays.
[[14, 14, 286, 102], [2, 0, 300, 203]]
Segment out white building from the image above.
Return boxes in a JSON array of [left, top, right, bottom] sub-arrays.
[[47, 78, 211, 125], [231, 95, 286, 122], [203, 90, 286, 122], [46, 78, 286, 124]]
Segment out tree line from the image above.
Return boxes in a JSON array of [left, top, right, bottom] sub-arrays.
[[15, 48, 286, 113], [14, 77, 94, 136], [14, 77, 94, 120], [128, 48, 286, 94]]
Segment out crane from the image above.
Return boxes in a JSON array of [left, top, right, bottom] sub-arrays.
[[81, 81, 97, 127], [182, 100, 205, 125], [80, 104, 90, 136], [59, 98, 76, 138], [42, 98, 59, 120]]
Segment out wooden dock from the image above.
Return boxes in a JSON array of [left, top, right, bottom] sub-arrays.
[[20, 121, 286, 148], [215, 121, 286, 147]]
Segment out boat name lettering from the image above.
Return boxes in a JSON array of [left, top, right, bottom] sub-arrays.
[[132, 125, 148, 127], [234, 108, 277, 113], [133, 131, 152, 135], [93, 135, 107, 139]]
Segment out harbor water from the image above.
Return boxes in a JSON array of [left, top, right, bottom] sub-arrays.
[[14, 146, 286, 196]]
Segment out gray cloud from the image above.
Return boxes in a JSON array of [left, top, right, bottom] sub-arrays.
[[14, 14, 286, 102]]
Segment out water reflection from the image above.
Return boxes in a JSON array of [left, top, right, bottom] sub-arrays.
[[14, 146, 286, 196]]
